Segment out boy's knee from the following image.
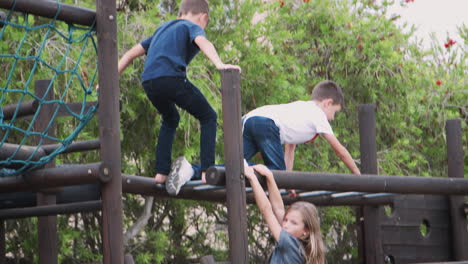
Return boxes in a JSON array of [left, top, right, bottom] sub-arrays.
[[200, 108, 217, 123], [162, 115, 180, 128], [208, 109, 217, 121]]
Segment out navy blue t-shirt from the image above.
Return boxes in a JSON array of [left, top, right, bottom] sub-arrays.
[[140, 19, 206, 82], [269, 230, 305, 264]]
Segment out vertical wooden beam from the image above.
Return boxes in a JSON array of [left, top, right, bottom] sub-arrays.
[[355, 208, 365, 264], [359, 104, 378, 175], [96, 0, 124, 263], [220, 69, 248, 263], [359, 104, 383, 264], [446, 119, 468, 260], [34, 79, 58, 264]]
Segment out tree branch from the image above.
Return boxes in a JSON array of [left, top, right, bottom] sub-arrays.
[[123, 196, 154, 247]]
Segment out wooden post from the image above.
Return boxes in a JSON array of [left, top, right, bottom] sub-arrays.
[[359, 104, 383, 264], [220, 69, 248, 263], [34, 79, 58, 264], [446, 119, 468, 260], [96, 0, 124, 263]]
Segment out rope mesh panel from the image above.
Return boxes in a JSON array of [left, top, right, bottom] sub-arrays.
[[0, 1, 98, 176]]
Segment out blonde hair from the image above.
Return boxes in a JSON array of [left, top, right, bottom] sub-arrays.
[[178, 0, 209, 16], [286, 202, 325, 264]]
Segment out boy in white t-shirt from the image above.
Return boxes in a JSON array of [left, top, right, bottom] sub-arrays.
[[242, 80, 361, 177]]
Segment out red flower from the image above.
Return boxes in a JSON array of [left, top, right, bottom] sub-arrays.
[[279, 0, 285, 7], [303, 0, 310, 2], [406, 0, 414, 3], [436, 80, 442, 86], [444, 38, 457, 49]]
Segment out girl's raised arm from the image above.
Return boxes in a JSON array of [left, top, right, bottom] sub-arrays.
[[252, 164, 285, 223], [244, 165, 282, 241]]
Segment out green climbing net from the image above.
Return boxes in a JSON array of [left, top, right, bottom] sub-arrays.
[[0, 1, 98, 176]]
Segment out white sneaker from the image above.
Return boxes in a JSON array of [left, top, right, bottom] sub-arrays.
[[166, 156, 194, 196]]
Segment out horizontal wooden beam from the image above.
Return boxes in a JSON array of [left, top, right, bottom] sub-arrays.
[[0, 0, 95, 26], [1, 100, 37, 120], [0, 184, 100, 209], [42, 139, 100, 155], [0, 163, 101, 193], [5, 101, 98, 121], [206, 167, 468, 195], [0, 139, 100, 169], [0, 200, 101, 219], [0, 143, 46, 169], [122, 174, 394, 207]]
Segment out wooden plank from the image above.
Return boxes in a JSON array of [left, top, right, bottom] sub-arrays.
[[220, 69, 248, 263], [381, 226, 451, 245], [395, 195, 450, 210], [380, 209, 451, 226], [383, 245, 451, 263]]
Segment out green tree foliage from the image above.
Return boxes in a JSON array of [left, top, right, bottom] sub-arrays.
[[2, 0, 466, 263]]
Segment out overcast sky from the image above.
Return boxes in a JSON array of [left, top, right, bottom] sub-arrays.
[[384, 0, 468, 48]]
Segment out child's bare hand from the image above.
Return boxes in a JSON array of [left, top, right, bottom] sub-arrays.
[[252, 164, 273, 179], [288, 189, 298, 198], [243, 165, 256, 180]]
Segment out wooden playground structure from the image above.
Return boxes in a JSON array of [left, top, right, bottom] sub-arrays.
[[0, 1, 466, 263]]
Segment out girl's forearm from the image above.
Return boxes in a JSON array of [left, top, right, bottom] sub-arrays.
[[249, 178, 273, 216], [266, 177, 285, 221]]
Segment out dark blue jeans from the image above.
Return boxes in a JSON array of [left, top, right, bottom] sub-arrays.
[[143, 77, 217, 175], [243, 116, 286, 170]]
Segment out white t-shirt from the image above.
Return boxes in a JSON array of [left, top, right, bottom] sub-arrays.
[[243, 101, 333, 144]]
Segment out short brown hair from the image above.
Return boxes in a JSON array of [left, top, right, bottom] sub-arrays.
[[311, 80, 344, 106], [178, 0, 209, 16]]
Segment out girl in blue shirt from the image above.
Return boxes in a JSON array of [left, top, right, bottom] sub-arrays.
[[244, 164, 325, 264]]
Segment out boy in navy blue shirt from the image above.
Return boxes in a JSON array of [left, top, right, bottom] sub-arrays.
[[117, 0, 240, 188]]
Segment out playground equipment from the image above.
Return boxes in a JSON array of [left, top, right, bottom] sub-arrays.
[[0, 1, 466, 263]]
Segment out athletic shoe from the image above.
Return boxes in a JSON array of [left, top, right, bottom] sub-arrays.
[[166, 156, 194, 196]]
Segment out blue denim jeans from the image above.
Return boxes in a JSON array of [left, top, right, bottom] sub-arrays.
[[143, 77, 217, 175], [243, 116, 286, 170]]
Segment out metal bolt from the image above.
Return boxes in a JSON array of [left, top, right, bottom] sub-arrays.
[[109, 15, 114, 20], [103, 167, 109, 175], [88, 169, 92, 174]]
